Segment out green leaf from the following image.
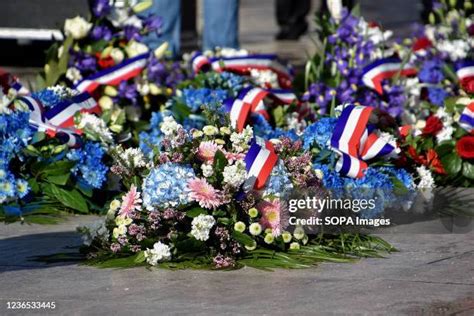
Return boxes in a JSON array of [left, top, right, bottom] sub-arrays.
[[441, 152, 462, 175], [273, 106, 285, 127], [436, 140, 455, 157], [232, 231, 255, 247], [186, 207, 207, 218], [134, 251, 146, 263], [213, 150, 227, 177], [40, 160, 76, 177], [51, 184, 89, 214], [462, 161, 474, 180], [45, 173, 70, 185]]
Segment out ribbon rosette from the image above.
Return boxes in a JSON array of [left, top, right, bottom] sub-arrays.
[[224, 87, 298, 132], [459, 102, 474, 133], [455, 60, 474, 93], [330, 105, 398, 178], [17, 92, 100, 148], [243, 137, 278, 190]]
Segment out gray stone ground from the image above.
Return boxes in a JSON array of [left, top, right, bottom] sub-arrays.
[[0, 216, 473, 315], [2, 1, 474, 315]]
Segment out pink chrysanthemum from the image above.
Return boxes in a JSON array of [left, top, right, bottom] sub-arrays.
[[197, 141, 219, 162], [188, 178, 222, 209], [119, 185, 142, 217], [258, 199, 282, 236], [224, 151, 245, 164]]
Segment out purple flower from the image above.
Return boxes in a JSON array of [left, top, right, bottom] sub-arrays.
[[90, 25, 112, 41], [124, 25, 141, 41], [92, 0, 112, 18], [144, 15, 162, 33], [427, 87, 448, 106], [118, 81, 138, 104], [386, 85, 406, 117], [419, 59, 444, 84], [110, 243, 121, 253]]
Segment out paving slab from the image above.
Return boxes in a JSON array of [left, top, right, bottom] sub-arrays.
[[0, 216, 473, 315]]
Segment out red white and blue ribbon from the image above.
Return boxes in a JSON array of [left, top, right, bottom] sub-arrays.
[[44, 92, 101, 129], [459, 102, 474, 133], [455, 60, 474, 84], [75, 53, 149, 93], [17, 96, 81, 148], [244, 137, 278, 190], [362, 57, 417, 94], [224, 87, 298, 131], [10, 81, 30, 96], [330, 105, 397, 178], [190, 51, 211, 73]]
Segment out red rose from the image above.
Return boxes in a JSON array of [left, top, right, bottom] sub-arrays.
[[422, 115, 443, 136], [95, 53, 115, 69], [412, 37, 432, 52], [460, 77, 474, 94], [456, 136, 474, 159]]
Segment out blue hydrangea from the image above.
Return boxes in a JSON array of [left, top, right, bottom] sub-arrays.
[[142, 163, 195, 209], [263, 161, 293, 197], [67, 142, 108, 189], [139, 112, 164, 158], [418, 59, 444, 84], [31, 89, 63, 108], [182, 88, 228, 112], [303, 117, 337, 150], [252, 114, 299, 141], [313, 163, 414, 218]]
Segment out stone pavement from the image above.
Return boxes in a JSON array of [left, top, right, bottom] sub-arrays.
[[0, 216, 473, 315]]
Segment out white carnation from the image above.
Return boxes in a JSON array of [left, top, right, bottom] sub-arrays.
[[190, 214, 216, 241], [160, 116, 181, 136], [416, 166, 435, 189], [64, 16, 92, 39], [223, 160, 247, 187], [144, 242, 171, 265], [201, 163, 214, 178], [66, 67, 83, 84], [123, 148, 147, 168], [76, 113, 114, 144], [230, 126, 253, 152], [125, 40, 149, 58]]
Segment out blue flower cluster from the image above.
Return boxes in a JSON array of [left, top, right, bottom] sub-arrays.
[[142, 163, 195, 209], [202, 72, 246, 97], [0, 111, 32, 203], [314, 164, 414, 218], [263, 161, 293, 197], [139, 112, 164, 158], [31, 89, 63, 108], [302, 117, 337, 150], [182, 88, 228, 112], [252, 114, 299, 141], [67, 142, 108, 189]]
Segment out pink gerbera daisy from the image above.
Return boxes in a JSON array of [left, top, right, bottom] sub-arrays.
[[188, 178, 222, 209], [119, 185, 142, 217], [197, 141, 219, 162], [258, 199, 282, 236]]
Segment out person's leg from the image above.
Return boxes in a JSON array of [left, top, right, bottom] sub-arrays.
[[203, 0, 239, 50], [275, 0, 293, 39], [285, 0, 310, 39], [140, 0, 181, 57]]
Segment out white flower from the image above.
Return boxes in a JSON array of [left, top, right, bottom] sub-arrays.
[[436, 126, 454, 143], [218, 48, 248, 58], [64, 16, 92, 39], [250, 69, 279, 88], [416, 166, 435, 189], [76, 113, 114, 144], [190, 214, 216, 241], [144, 242, 171, 265], [203, 125, 218, 136], [160, 116, 181, 136], [125, 40, 149, 58], [436, 39, 469, 61], [201, 163, 214, 177], [98, 96, 113, 110], [123, 148, 147, 168], [327, 0, 343, 22], [249, 223, 262, 236], [223, 160, 247, 187], [65, 67, 83, 84], [314, 169, 324, 180], [110, 48, 125, 64], [230, 126, 253, 152]]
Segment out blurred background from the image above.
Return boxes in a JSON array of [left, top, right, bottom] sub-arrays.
[[0, 0, 422, 70]]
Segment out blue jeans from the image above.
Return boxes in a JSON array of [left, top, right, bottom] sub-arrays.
[[142, 0, 239, 56]]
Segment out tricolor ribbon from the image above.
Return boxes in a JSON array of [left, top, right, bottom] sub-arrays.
[[17, 96, 82, 148], [75, 53, 149, 93], [454, 60, 474, 84], [362, 57, 417, 94], [190, 53, 294, 87], [44, 92, 101, 130], [459, 102, 474, 133], [244, 137, 278, 190], [224, 87, 298, 131], [330, 105, 397, 178]]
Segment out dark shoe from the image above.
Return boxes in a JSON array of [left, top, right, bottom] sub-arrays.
[[285, 22, 308, 40], [275, 28, 290, 40]]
